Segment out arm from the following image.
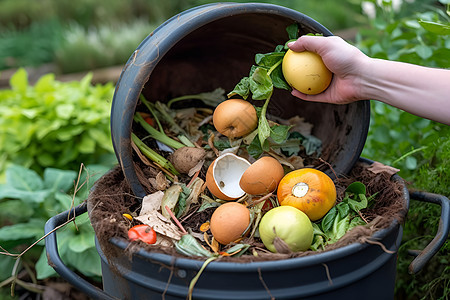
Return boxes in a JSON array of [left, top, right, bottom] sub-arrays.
[[288, 35, 450, 125]]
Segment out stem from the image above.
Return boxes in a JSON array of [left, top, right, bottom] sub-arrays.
[[131, 133, 180, 175], [131, 139, 176, 181], [140, 95, 164, 133], [134, 113, 185, 149], [267, 59, 282, 77], [188, 256, 218, 300], [165, 205, 187, 235], [14, 279, 45, 294], [177, 135, 196, 148], [154, 101, 190, 138], [247, 192, 273, 207], [258, 94, 272, 147], [391, 146, 428, 166], [167, 95, 206, 108]]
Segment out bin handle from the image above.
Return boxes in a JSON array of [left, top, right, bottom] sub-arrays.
[[44, 202, 116, 300], [407, 191, 450, 274]]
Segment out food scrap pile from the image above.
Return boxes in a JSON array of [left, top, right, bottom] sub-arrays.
[[88, 24, 407, 263], [129, 89, 339, 258]]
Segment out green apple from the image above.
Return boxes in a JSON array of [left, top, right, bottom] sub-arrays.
[[259, 206, 313, 253]]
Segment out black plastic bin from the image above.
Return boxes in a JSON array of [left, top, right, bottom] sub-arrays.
[[45, 166, 450, 299]]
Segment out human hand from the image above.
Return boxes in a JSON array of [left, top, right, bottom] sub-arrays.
[[287, 35, 370, 104]]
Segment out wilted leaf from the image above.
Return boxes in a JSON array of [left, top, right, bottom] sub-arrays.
[[200, 221, 210, 232], [148, 172, 168, 191], [273, 236, 292, 254], [367, 161, 400, 176], [286, 155, 304, 169], [255, 52, 284, 67], [139, 191, 165, 215], [228, 77, 250, 99], [135, 212, 182, 241]]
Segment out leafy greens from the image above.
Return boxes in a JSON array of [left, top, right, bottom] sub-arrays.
[[227, 24, 300, 150]]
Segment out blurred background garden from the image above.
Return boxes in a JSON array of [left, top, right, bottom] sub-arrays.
[[0, 0, 448, 299]]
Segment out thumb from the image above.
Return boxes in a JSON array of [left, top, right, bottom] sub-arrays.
[[288, 35, 327, 54]]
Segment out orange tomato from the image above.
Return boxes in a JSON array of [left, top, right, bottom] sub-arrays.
[[277, 168, 336, 221]]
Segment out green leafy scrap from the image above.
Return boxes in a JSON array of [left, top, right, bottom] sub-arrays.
[[175, 184, 192, 218], [249, 67, 274, 100], [311, 182, 374, 250], [228, 24, 301, 149], [269, 124, 290, 144], [286, 23, 300, 40], [246, 125, 293, 159]]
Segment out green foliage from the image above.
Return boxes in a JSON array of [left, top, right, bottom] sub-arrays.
[[194, 0, 364, 30], [0, 0, 364, 72], [0, 164, 109, 282], [0, 19, 64, 70], [0, 0, 362, 31], [355, 1, 450, 299], [55, 20, 156, 74], [0, 0, 196, 29], [357, 1, 450, 183], [0, 69, 116, 180]]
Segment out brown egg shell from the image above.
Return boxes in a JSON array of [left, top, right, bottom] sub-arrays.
[[239, 156, 285, 195], [212, 99, 258, 139], [210, 202, 250, 245]]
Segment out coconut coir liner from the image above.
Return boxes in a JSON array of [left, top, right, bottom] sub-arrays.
[[87, 160, 407, 265]]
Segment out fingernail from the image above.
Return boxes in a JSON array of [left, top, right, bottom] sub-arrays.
[[287, 41, 295, 48]]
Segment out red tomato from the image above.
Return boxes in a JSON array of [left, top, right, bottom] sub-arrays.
[[128, 224, 157, 244]]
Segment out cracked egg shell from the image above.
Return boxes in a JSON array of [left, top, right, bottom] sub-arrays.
[[239, 156, 285, 195], [205, 153, 251, 201]]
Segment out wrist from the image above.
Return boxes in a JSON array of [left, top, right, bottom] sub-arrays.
[[357, 57, 386, 101]]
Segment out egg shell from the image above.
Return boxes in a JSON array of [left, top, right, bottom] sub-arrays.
[[210, 202, 250, 245], [213, 99, 258, 138], [239, 156, 285, 195], [205, 153, 251, 200]]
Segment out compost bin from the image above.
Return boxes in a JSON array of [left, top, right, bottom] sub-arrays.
[[45, 3, 450, 300]]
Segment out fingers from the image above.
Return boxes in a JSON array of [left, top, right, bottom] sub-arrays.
[[291, 89, 328, 103], [288, 35, 344, 55]]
